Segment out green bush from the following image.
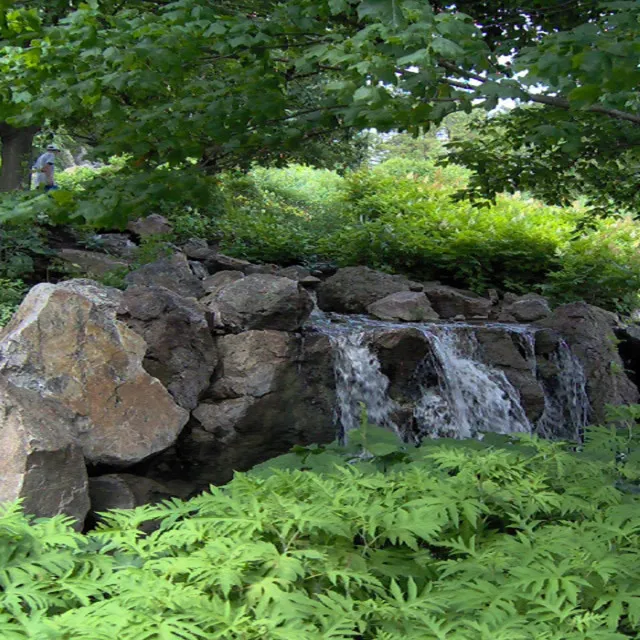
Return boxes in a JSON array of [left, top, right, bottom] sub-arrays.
[[3, 408, 640, 638], [213, 162, 640, 310], [544, 217, 640, 312], [0, 278, 27, 327]]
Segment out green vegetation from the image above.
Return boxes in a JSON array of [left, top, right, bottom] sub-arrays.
[[3, 408, 640, 638], [0, 278, 26, 327], [209, 160, 640, 312]]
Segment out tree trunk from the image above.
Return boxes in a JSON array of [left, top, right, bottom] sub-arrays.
[[0, 123, 39, 192]]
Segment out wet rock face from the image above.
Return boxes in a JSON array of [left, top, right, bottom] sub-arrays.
[[317, 266, 411, 314], [370, 328, 433, 403], [537, 302, 638, 421], [120, 286, 217, 411], [203, 274, 314, 333], [474, 328, 546, 422], [0, 281, 189, 468]]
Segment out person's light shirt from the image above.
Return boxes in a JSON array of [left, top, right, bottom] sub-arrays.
[[34, 152, 56, 186]]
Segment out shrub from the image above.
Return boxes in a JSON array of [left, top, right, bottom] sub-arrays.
[[3, 408, 640, 638], [0, 278, 26, 327], [544, 217, 640, 312]]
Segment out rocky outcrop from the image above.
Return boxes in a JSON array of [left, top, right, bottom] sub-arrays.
[[125, 252, 204, 299], [120, 286, 217, 410], [370, 328, 432, 402], [210, 330, 297, 399], [368, 292, 439, 322], [423, 284, 492, 319], [0, 281, 189, 467], [89, 473, 180, 513], [203, 274, 313, 333], [178, 332, 336, 486], [537, 302, 638, 421]]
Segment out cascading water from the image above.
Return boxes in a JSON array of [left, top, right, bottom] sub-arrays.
[[536, 339, 590, 441], [332, 332, 399, 441], [412, 327, 532, 439], [309, 310, 590, 443]]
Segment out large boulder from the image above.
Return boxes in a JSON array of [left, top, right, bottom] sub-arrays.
[[88, 473, 182, 513], [120, 286, 217, 410], [203, 274, 313, 333], [423, 285, 492, 319], [0, 280, 189, 467], [368, 291, 439, 322], [537, 302, 638, 421], [177, 333, 336, 486], [210, 330, 297, 399], [125, 252, 204, 299], [0, 382, 89, 527], [201, 270, 245, 295], [317, 267, 411, 314]]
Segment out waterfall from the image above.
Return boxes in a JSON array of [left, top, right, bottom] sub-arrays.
[[536, 340, 590, 441], [412, 328, 532, 439], [332, 332, 400, 442], [310, 312, 590, 443]]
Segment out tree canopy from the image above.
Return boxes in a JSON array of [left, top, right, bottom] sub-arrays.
[[0, 0, 638, 218]]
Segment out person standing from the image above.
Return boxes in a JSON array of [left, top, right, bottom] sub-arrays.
[[33, 144, 61, 191]]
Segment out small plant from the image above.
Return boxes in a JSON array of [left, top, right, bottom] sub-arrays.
[[0, 278, 27, 327]]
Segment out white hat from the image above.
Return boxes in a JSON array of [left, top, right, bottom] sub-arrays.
[[46, 144, 60, 151]]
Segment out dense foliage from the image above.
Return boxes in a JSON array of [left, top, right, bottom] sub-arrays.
[[211, 161, 640, 311], [3, 409, 640, 638]]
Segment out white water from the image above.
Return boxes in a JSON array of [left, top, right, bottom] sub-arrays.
[[412, 328, 531, 439], [311, 312, 590, 443]]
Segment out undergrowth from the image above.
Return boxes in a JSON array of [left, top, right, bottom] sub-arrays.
[[3, 406, 640, 639]]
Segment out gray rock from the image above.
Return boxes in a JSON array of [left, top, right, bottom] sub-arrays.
[[499, 293, 551, 323], [423, 284, 492, 319], [201, 270, 245, 295], [245, 264, 280, 276], [370, 328, 433, 403], [317, 266, 411, 314], [205, 253, 253, 274], [89, 473, 179, 513], [181, 238, 213, 261], [189, 260, 209, 280], [537, 302, 637, 421], [368, 291, 439, 322], [57, 249, 129, 277], [121, 286, 217, 410], [204, 274, 313, 333], [182, 333, 336, 486], [0, 381, 89, 528], [127, 214, 173, 238], [0, 281, 189, 468], [125, 252, 204, 299], [474, 327, 545, 421], [278, 266, 311, 281], [211, 330, 297, 399], [92, 233, 137, 258], [300, 275, 322, 288]]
